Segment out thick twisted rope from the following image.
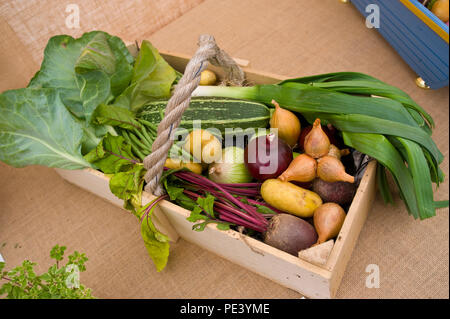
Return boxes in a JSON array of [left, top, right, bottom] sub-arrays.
[[143, 34, 245, 195]]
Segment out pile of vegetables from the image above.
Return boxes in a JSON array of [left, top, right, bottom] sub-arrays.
[[0, 31, 447, 272], [419, 0, 449, 24]]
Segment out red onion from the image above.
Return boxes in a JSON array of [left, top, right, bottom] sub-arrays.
[[244, 133, 293, 180]]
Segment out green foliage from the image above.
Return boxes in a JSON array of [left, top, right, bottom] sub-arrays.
[[84, 133, 140, 174], [113, 40, 177, 112], [92, 103, 141, 129], [161, 171, 233, 232], [0, 88, 92, 169], [139, 201, 170, 272], [0, 245, 93, 299], [28, 31, 133, 122]]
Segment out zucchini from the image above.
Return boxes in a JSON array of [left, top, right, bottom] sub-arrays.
[[137, 97, 270, 135]]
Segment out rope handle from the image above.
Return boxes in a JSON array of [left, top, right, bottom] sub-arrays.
[[143, 35, 246, 195]]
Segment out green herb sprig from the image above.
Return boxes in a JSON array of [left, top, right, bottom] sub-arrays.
[[0, 245, 93, 299]]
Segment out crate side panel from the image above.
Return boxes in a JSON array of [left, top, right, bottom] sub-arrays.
[[54, 168, 180, 242], [352, 0, 449, 89], [159, 200, 333, 299], [326, 161, 378, 298]]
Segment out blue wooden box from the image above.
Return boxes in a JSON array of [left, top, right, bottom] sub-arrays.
[[351, 0, 449, 89]]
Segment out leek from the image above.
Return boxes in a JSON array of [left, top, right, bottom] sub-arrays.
[[192, 72, 447, 219], [376, 163, 394, 205]]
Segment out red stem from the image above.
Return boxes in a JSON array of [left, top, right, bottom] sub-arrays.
[[176, 172, 262, 220], [215, 207, 266, 233], [140, 195, 168, 223], [219, 186, 260, 196], [218, 182, 262, 188], [180, 174, 269, 225], [184, 190, 267, 228], [237, 197, 283, 215]]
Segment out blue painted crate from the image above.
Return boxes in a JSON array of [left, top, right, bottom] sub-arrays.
[[351, 0, 449, 89]]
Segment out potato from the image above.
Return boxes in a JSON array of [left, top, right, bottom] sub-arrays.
[[312, 178, 356, 206], [261, 179, 322, 218], [164, 158, 203, 174], [199, 69, 217, 85]]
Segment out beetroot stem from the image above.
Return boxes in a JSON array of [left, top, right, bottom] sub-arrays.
[[176, 172, 264, 221], [184, 189, 267, 228], [215, 207, 266, 233]]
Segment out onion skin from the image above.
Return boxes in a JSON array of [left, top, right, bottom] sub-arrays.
[[278, 154, 317, 183], [264, 213, 318, 255], [317, 155, 355, 183], [244, 133, 293, 180], [270, 100, 301, 147], [313, 203, 346, 244], [327, 144, 350, 160], [299, 124, 341, 150], [304, 119, 331, 158], [208, 147, 253, 184]]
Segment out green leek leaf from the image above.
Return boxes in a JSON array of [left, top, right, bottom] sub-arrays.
[[343, 132, 420, 218]]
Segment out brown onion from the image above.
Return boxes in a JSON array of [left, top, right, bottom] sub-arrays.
[[304, 118, 330, 158], [270, 100, 301, 147], [313, 203, 346, 244], [317, 155, 354, 183], [278, 153, 317, 183]]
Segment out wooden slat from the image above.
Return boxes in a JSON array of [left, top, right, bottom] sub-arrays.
[[326, 160, 378, 298]]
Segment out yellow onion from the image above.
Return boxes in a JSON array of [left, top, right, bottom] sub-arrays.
[[327, 144, 350, 160], [304, 118, 330, 158], [313, 203, 346, 244], [317, 155, 354, 183], [208, 147, 253, 184], [431, 0, 449, 23], [270, 100, 301, 147], [278, 154, 317, 182]]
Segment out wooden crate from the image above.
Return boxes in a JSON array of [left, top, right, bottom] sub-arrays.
[[55, 51, 378, 299]]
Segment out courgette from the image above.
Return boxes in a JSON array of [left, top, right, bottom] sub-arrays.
[[137, 97, 270, 134]]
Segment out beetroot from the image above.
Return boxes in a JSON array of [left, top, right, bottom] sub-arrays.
[[263, 214, 318, 255], [312, 178, 356, 206]]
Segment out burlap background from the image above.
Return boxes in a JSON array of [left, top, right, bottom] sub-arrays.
[[0, 0, 448, 298]]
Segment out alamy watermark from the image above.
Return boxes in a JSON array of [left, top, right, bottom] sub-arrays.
[[365, 264, 380, 288], [170, 122, 281, 174], [65, 4, 80, 29], [65, 264, 81, 289], [366, 4, 380, 29]]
